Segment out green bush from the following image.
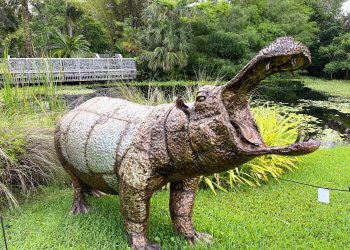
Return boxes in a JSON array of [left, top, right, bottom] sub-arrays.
[[0, 57, 66, 208], [0, 116, 65, 209]]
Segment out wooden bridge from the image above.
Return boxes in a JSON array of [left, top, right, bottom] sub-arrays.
[[0, 57, 137, 84]]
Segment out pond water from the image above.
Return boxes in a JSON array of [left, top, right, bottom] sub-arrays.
[[252, 81, 350, 147]]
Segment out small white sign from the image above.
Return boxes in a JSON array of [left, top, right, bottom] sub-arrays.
[[318, 188, 330, 203]]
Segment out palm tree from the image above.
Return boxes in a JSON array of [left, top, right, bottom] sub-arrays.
[[140, 1, 191, 72], [51, 29, 90, 58]]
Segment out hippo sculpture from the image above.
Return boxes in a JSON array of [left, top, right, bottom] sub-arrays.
[[54, 37, 320, 250]]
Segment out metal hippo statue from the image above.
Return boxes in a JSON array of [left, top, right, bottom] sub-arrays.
[[54, 37, 320, 250]]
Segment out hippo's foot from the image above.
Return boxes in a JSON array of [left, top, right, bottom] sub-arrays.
[[86, 189, 105, 198], [186, 232, 213, 245], [128, 233, 160, 250], [69, 200, 90, 215], [132, 243, 160, 250]]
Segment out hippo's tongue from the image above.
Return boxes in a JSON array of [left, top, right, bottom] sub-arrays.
[[230, 120, 263, 146]]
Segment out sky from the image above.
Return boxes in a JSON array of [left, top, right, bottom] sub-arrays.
[[343, 0, 350, 13]]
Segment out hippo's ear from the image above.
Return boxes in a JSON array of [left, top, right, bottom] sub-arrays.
[[175, 96, 189, 116]]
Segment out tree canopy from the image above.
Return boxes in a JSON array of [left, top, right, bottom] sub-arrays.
[[1, 0, 349, 79]]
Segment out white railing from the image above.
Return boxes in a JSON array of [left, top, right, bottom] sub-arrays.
[[0, 57, 137, 84]]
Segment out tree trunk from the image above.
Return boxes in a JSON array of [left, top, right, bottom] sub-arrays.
[[22, 0, 34, 58], [66, 1, 74, 38]]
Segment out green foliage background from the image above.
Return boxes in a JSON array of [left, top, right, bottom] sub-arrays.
[[1, 0, 350, 79]]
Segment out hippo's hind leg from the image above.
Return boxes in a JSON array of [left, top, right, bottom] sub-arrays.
[[55, 123, 94, 214], [169, 177, 213, 245], [66, 169, 91, 215], [85, 188, 105, 198]]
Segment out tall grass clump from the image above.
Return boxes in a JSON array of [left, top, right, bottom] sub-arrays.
[[1, 61, 63, 119], [0, 115, 65, 209], [111, 82, 197, 105], [0, 53, 65, 208]]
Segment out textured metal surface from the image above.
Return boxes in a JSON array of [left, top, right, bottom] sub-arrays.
[[102, 175, 119, 191], [59, 97, 152, 177], [86, 118, 128, 173], [55, 37, 321, 250]]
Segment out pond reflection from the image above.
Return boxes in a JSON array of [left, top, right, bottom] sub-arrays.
[[254, 81, 350, 145]]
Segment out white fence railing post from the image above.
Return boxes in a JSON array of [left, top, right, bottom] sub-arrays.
[[78, 58, 81, 82]]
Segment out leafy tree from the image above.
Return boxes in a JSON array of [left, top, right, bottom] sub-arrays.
[[30, 0, 111, 55], [185, 0, 317, 79], [0, 0, 19, 57], [77, 18, 112, 53], [51, 29, 90, 58], [320, 32, 350, 79], [0, 0, 18, 36], [65, 0, 84, 38], [31, 0, 66, 55], [115, 18, 141, 56], [140, 0, 191, 72], [82, 0, 146, 44], [306, 0, 345, 77]]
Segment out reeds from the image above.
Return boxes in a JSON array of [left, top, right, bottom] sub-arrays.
[[0, 120, 65, 209], [0, 56, 63, 119], [0, 52, 65, 208]]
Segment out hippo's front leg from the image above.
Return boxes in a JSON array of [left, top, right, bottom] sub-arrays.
[[169, 177, 213, 245], [119, 181, 159, 250]]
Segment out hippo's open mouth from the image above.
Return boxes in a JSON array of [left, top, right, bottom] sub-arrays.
[[228, 118, 320, 156], [223, 37, 321, 156]]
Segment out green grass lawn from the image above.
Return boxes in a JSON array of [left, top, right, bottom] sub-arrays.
[[2, 147, 350, 249], [303, 77, 350, 98]]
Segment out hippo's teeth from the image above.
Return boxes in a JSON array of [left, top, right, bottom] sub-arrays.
[[303, 134, 310, 142], [294, 128, 302, 143]]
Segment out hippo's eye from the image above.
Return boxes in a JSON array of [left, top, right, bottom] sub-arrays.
[[196, 96, 206, 102]]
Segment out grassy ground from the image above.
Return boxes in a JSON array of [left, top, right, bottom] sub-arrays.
[[303, 77, 350, 98], [2, 146, 350, 249]]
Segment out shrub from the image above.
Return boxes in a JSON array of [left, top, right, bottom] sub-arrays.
[[0, 59, 65, 208], [0, 117, 65, 209]]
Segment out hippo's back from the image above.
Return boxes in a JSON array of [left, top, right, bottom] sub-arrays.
[[55, 97, 153, 193]]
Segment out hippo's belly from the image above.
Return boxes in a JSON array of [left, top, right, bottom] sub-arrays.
[[58, 97, 153, 192]]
